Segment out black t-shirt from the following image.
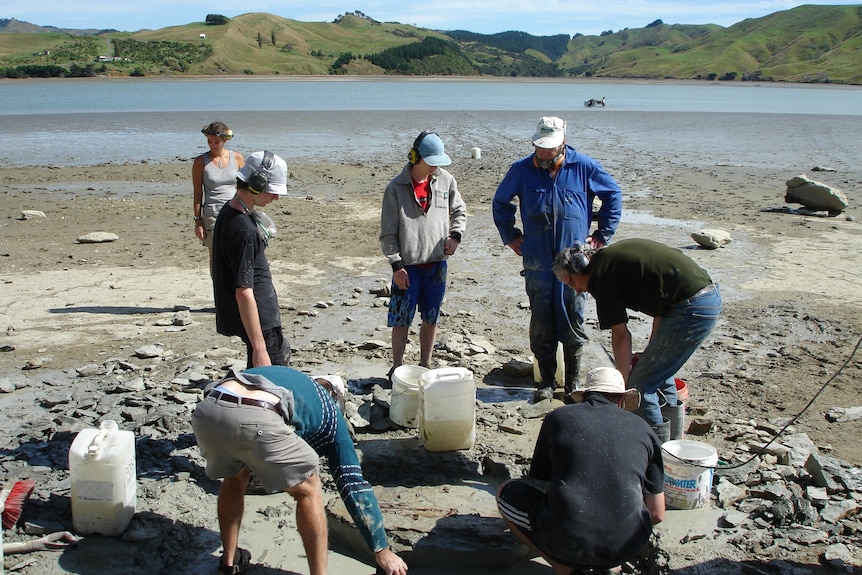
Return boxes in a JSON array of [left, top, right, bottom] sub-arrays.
[[587, 238, 712, 329], [211, 204, 281, 337], [529, 395, 664, 567]]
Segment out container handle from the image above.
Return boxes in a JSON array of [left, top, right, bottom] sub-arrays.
[[87, 420, 118, 456], [88, 428, 109, 456], [423, 367, 472, 382]]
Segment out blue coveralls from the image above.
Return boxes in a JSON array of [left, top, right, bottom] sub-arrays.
[[492, 145, 622, 388]]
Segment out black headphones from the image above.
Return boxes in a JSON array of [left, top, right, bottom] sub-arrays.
[[567, 249, 590, 275], [409, 130, 436, 165], [248, 150, 275, 194]]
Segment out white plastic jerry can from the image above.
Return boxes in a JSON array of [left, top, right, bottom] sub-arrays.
[[418, 367, 476, 452], [69, 420, 137, 536]]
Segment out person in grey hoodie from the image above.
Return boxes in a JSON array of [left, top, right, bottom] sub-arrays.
[[380, 131, 467, 376]]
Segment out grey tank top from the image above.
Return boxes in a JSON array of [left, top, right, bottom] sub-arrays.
[[201, 151, 238, 217]]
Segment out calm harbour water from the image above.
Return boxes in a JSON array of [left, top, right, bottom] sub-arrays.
[[0, 78, 860, 167]]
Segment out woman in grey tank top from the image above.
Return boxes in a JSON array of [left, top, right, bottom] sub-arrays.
[[192, 121, 245, 270]]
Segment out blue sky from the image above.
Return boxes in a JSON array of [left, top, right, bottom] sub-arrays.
[[6, 1, 859, 37]]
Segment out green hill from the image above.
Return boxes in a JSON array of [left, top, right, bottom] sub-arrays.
[[1, 6, 860, 83]]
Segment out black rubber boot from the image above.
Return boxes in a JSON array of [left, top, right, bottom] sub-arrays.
[[563, 343, 583, 397], [661, 402, 685, 440], [651, 419, 671, 445]]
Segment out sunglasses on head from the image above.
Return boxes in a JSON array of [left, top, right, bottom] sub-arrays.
[[201, 125, 233, 140]]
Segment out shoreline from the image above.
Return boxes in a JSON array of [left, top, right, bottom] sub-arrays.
[[2, 75, 860, 89]]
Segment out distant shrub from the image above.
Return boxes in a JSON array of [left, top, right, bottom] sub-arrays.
[[6, 64, 66, 78], [330, 52, 356, 74], [205, 14, 229, 25], [113, 38, 212, 65]]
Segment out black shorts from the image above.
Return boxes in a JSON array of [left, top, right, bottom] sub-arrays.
[[242, 326, 290, 368]]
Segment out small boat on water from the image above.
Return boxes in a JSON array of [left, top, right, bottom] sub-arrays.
[[584, 97, 606, 107]]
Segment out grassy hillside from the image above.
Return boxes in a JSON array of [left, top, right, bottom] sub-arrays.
[[1, 6, 860, 83], [558, 5, 862, 83]]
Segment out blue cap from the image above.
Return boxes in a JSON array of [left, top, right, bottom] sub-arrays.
[[417, 133, 451, 166]]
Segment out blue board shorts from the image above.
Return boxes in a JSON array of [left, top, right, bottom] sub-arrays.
[[387, 261, 447, 327]]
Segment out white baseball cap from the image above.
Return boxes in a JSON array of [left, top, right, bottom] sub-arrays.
[[532, 116, 567, 149], [236, 150, 288, 195]]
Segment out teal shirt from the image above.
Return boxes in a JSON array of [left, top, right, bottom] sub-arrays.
[[243, 366, 389, 553]]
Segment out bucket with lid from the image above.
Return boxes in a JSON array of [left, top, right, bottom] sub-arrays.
[[69, 420, 137, 535], [662, 439, 718, 510], [390, 365, 428, 428], [418, 367, 476, 452]]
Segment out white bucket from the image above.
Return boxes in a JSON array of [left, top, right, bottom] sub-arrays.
[[662, 439, 718, 510], [419, 367, 476, 452], [531, 342, 564, 386], [471, 147, 482, 159], [69, 420, 137, 535], [390, 365, 428, 428]]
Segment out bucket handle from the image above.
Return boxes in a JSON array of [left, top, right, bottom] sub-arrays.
[[660, 446, 716, 469]]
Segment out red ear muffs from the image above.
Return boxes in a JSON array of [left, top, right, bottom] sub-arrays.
[[533, 151, 564, 171]]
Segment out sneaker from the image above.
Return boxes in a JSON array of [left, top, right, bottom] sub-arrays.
[[533, 387, 554, 403], [218, 547, 251, 575], [245, 473, 267, 496]]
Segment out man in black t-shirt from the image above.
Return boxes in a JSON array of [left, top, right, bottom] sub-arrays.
[[497, 367, 665, 572], [553, 238, 722, 442], [212, 150, 290, 368]]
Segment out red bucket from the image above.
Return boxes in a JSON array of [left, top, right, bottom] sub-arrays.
[[631, 356, 689, 403], [675, 378, 689, 403]]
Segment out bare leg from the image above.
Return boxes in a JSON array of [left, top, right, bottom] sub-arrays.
[[217, 466, 252, 568], [391, 325, 409, 369], [419, 321, 437, 367], [287, 473, 329, 575], [497, 480, 573, 575], [499, 513, 572, 575]]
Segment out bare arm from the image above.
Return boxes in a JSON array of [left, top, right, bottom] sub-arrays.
[[235, 287, 271, 367], [233, 150, 245, 170], [644, 492, 666, 525], [192, 156, 206, 239], [610, 322, 633, 381]]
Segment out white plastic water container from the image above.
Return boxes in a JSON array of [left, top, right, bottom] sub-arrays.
[[390, 365, 428, 428], [471, 147, 482, 159], [662, 439, 718, 510], [531, 342, 564, 386], [418, 367, 476, 452], [69, 420, 137, 535]]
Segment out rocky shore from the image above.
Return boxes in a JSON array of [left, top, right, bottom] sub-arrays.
[[1, 132, 862, 574]]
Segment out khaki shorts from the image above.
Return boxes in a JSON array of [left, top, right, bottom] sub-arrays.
[[200, 214, 218, 249], [192, 393, 319, 493]]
